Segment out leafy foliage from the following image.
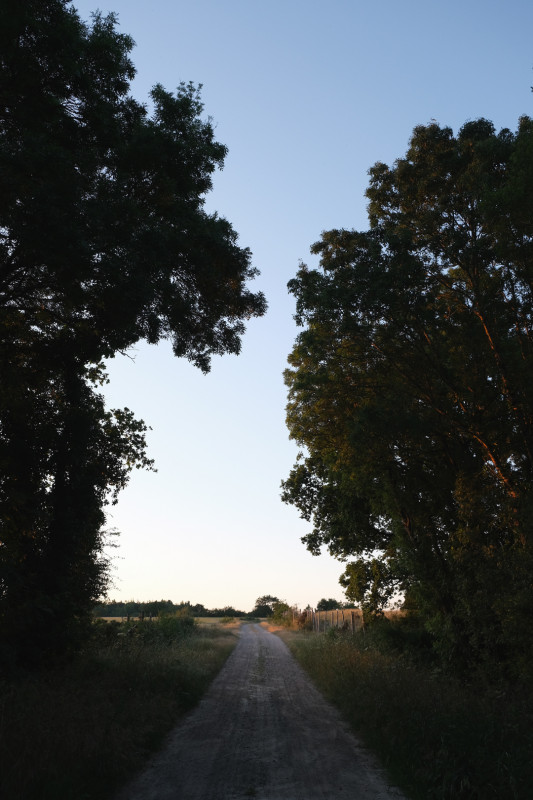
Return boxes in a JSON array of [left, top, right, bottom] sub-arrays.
[[93, 599, 251, 618], [339, 560, 394, 623], [0, 0, 265, 667], [283, 116, 533, 677], [0, 1, 265, 369], [271, 601, 291, 624], [316, 597, 340, 611], [252, 594, 280, 616]]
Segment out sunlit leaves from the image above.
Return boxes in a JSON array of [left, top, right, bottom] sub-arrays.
[[284, 116, 533, 674]]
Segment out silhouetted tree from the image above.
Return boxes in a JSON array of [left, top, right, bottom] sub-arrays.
[[253, 595, 280, 616], [0, 0, 265, 667]]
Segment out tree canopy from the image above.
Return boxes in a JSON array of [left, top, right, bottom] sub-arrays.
[[1, 0, 265, 369], [0, 0, 265, 666], [253, 595, 280, 616], [283, 116, 533, 676], [316, 598, 340, 611]]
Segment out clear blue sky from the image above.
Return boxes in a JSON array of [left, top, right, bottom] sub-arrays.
[[72, 0, 533, 611]]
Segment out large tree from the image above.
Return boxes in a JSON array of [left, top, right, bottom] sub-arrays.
[[283, 117, 533, 675], [0, 0, 265, 666]]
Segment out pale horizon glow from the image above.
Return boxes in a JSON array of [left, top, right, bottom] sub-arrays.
[[71, 0, 533, 612]]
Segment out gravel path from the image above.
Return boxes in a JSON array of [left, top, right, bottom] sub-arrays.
[[115, 623, 406, 800]]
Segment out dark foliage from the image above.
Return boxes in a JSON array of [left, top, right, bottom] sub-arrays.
[[0, 0, 265, 667], [93, 599, 250, 619], [283, 116, 533, 678], [316, 597, 340, 611]]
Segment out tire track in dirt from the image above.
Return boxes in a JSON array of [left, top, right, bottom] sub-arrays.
[[115, 623, 405, 800]]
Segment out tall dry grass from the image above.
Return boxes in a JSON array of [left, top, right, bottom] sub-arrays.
[[0, 618, 237, 800], [280, 627, 533, 799]]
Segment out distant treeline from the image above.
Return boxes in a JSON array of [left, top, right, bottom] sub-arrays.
[[93, 600, 251, 619]]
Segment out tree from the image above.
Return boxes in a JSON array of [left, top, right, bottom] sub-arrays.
[[0, 353, 154, 664], [253, 595, 279, 616], [339, 561, 393, 623], [283, 116, 533, 676], [0, 1, 266, 666], [1, 1, 265, 368], [316, 598, 339, 611], [271, 601, 290, 623]]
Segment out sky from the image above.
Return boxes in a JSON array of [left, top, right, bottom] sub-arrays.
[[71, 0, 533, 612]]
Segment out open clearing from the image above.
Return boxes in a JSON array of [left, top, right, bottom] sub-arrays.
[[115, 623, 405, 800]]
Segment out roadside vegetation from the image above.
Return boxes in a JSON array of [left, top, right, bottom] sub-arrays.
[[279, 620, 533, 800], [0, 614, 238, 800]]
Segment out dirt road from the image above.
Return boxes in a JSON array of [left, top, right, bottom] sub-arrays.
[[115, 623, 405, 800]]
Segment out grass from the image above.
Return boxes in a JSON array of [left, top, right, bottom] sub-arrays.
[[278, 626, 533, 800], [0, 618, 238, 800]]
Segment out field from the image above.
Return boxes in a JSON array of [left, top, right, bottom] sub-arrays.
[[0, 619, 238, 800]]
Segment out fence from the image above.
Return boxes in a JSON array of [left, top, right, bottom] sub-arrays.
[[280, 607, 364, 633], [309, 608, 363, 633]]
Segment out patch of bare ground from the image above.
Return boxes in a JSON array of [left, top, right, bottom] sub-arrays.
[[115, 623, 405, 800]]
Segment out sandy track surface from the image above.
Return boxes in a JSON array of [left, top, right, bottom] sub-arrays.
[[115, 623, 405, 800]]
